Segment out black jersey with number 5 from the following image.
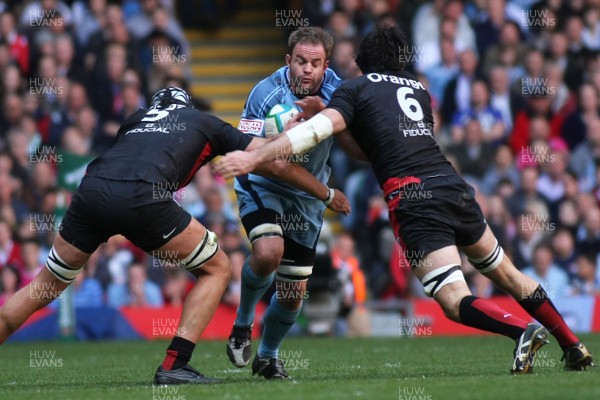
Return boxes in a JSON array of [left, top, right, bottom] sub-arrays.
[[327, 71, 456, 186], [85, 105, 252, 189]]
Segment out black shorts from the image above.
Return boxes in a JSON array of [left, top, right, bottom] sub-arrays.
[[383, 175, 486, 260], [60, 176, 191, 253], [241, 209, 316, 266]]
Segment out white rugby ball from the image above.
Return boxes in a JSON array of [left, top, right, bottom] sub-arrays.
[[264, 103, 298, 137]]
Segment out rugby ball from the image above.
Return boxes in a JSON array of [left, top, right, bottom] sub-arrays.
[[264, 103, 298, 137]]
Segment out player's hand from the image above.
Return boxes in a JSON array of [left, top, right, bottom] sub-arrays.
[[295, 96, 326, 119], [327, 189, 351, 215], [213, 150, 257, 178], [283, 113, 302, 131]]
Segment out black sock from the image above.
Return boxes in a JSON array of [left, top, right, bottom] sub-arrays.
[[161, 336, 195, 370]]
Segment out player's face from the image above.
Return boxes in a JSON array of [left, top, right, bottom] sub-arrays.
[[286, 42, 329, 96]]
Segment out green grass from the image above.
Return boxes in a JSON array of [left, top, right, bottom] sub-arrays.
[[0, 335, 598, 400]]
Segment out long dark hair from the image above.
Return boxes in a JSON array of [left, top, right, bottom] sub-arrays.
[[355, 24, 410, 74]]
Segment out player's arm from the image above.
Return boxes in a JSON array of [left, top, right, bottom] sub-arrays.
[[245, 137, 350, 215], [295, 96, 367, 161], [335, 130, 368, 162], [214, 108, 346, 177]]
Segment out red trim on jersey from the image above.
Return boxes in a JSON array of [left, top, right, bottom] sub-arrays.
[[179, 143, 213, 189]]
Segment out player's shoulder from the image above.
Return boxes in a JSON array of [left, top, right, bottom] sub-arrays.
[[336, 74, 371, 91], [248, 66, 288, 97], [323, 68, 343, 89]]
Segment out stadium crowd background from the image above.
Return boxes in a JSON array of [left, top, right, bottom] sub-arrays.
[[0, 0, 599, 334]]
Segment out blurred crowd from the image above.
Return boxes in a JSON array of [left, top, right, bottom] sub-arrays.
[[0, 0, 599, 325]]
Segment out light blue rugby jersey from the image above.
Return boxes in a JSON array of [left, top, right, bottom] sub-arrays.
[[234, 65, 342, 199]]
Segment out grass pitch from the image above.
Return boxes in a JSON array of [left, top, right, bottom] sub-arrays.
[[0, 335, 598, 400]]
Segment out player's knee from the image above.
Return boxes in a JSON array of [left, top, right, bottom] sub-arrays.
[[252, 240, 284, 273], [181, 228, 220, 272], [467, 240, 504, 274], [420, 264, 465, 298], [217, 252, 233, 283]]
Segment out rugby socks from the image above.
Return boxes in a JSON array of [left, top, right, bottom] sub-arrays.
[[459, 296, 528, 340], [519, 285, 579, 349], [258, 293, 301, 359], [235, 258, 275, 328], [161, 336, 195, 370]]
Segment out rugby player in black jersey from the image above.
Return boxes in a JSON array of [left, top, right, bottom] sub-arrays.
[[0, 87, 350, 384], [215, 26, 594, 373]]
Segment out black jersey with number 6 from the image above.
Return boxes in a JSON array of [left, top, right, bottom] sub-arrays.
[[327, 71, 456, 186], [86, 105, 252, 189]]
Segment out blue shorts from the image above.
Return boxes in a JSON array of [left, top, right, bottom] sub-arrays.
[[235, 176, 325, 250]]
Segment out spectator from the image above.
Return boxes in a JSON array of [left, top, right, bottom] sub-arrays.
[[425, 37, 459, 104], [72, 0, 107, 47], [487, 66, 514, 132], [441, 49, 481, 127], [162, 269, 193, 307], [522, 241, 571, 297], [197, 185, 238, 231], [48, 81, 89, 146], [481, 144, 519, 195], [20, 0, 73, 28], [0, 264, 20, 306], [54, 33, 84, 82], [126, 0, 189, 57], [107, 263, 164, 308], [330, 38, 360, 81], [71, 269, 104, 307], [413, 0, 475, 74], [19, 239, 43, 287], [331, 233, 367, 336], [552, 228, 578, 279], [485, 194, 513, 249], [0, 11, 29, 75], [576, 206, 600, 257], [570, 118, 600, 193], [563, 15, 587, 91], [557, 199, 580, 236], [450, 80, 505, 144], [483, 21, 527, 77], [0, 94, 25, 135], [510, 201, 549, 269], [0, 219, 21, 268], [447, 119, 494, 180], [536, 142, 569, 204], [582, 7, 600, 50], [570, 252, 600, 295], [507, 167, 549, 216], [561, 83, 600, 151]]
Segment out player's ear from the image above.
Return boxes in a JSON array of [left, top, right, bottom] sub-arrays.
[[285, 54, 291, 66], [324, 59, 330, 70]]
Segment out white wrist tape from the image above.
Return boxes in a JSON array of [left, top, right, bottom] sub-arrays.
[[323, 188, 335, 206], [285, 113, 334, 154]]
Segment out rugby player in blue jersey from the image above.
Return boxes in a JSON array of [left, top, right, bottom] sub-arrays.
[[226, 27, 354, 379]]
